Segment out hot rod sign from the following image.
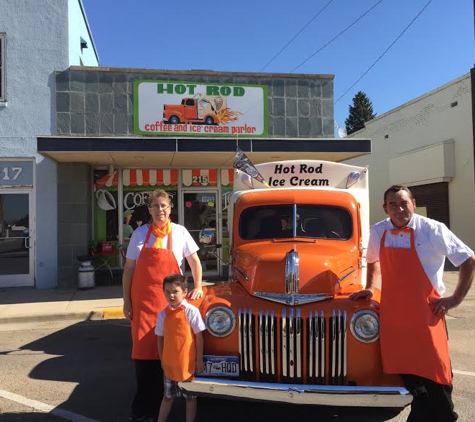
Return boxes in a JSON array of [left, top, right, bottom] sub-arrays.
[[134, 80, 268, 137]]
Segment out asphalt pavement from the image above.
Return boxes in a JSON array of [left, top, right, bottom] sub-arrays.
[[0, 271, 474, 422]]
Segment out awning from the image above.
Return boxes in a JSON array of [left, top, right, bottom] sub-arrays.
[[94, 168, 235, 190], [182, 169, 235, 186], [94, 169, 178, 190], [37, 137, 372, 168]]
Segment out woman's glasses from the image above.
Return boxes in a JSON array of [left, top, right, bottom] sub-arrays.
[[149, 204, 172, 211]]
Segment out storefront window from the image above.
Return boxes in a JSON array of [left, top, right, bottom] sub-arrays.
[[93, 169, 119, 262], [92, 167, 234, 277], [93, 168, 178, 264]]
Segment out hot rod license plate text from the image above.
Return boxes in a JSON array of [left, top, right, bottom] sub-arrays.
[[202, 355, 239, 377]]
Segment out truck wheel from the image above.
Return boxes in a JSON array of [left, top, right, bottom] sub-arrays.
[[205, 117, 214, 125], [169, 116, 179, 124]]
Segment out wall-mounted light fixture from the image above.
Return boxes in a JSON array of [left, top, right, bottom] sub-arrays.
[[80, 37, 88, 50]]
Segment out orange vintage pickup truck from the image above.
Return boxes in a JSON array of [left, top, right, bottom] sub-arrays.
[[180, 160, 412, 409], [163, 97, 219, 125]]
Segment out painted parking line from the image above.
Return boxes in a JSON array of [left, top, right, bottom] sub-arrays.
[[453, 369, 475, 377], [0, 388, 99, 422]]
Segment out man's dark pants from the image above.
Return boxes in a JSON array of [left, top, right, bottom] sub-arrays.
[[401, 374, 458, 422]]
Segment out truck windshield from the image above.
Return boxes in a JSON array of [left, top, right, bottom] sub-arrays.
[[239, 205, 352, 240]]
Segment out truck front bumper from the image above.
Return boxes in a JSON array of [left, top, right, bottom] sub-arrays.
[[178, 377, 412, 408]]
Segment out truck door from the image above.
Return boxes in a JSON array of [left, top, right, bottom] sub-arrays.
[[184, 99, 197, 121]]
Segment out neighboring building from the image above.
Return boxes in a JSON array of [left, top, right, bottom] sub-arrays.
[[38, 67, 373, 287], [344, 73, 475, 251], [0, 0, 98, 289]]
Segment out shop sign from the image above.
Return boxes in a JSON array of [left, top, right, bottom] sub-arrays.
[[0, 161, 33, 187], [235, 161, 368, 190], [134, 80, 268, 137]]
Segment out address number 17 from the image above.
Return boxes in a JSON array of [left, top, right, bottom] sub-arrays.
[[1, 166, 23, 181]]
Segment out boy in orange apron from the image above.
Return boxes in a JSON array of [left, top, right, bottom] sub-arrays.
[[155, 274, 206, 422], [351, 185, 475, 421]]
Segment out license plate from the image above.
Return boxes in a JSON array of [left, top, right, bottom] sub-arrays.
[[202, 355, 239, 377]]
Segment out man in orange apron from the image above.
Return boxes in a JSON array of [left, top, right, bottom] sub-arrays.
[[122, 190, 203, 422], [351, 185, 475, 421]]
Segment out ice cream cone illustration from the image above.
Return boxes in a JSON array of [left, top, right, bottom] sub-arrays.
[[214, 96, 224, 111]]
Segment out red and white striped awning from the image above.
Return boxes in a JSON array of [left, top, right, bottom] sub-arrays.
[[94, 169, 178, 190], [220, 169, 235, 186], [181, 169, 235, 186], [95, 168, 235, 190]]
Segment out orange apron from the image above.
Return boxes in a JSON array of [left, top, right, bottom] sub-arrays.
[[131, 226, 181, 360], [162, 305, 196, 382], [379, 227, 452, 385]]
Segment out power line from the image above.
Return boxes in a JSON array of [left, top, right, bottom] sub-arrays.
[[290, 0, 384, 73], [259, 0, 336, 72], [335, 0, 433, 104]]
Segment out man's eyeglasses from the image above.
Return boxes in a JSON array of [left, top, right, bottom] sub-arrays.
[[149, 204, 172, 211]]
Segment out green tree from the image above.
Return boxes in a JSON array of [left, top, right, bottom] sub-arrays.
[[345, 91, 376, 135]]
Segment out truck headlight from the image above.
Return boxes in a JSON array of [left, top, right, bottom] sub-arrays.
[[350, 310, 379, 343], [205, 306, 236, 337]]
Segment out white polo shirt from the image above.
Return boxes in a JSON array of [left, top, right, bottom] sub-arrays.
[[366, 214, 473, 295], [126, 222, 199, 267]]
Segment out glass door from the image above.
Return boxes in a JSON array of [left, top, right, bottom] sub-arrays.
[[182, 190, 219, 276], [0, 192, 34, 287]]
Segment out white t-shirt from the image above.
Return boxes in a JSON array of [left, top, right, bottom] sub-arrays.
[[155, 299, 206, 336], [366, 214, 474, 295], [126, 222, 199, 267]]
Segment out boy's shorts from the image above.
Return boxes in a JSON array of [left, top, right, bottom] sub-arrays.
[[163, 372, 196, 400]]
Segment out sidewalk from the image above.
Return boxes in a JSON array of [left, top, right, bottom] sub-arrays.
[[0, 272, 462, 324], [0, 285, 125, 323]]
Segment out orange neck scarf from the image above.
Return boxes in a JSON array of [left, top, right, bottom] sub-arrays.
[[150, 220, 171, 249]]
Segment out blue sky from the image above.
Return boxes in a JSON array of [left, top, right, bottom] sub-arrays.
[[83, 0, 474, 136]]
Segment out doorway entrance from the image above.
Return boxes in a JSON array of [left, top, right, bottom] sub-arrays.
[[182, 190, 219, 277], [0, 191, 34, 287]]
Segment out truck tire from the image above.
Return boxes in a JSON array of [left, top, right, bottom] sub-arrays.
[[169, 116, 179, 124], [205, 116, 214, 125]]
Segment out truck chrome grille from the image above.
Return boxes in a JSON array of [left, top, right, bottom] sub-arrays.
[[238, 307, 347, 385]]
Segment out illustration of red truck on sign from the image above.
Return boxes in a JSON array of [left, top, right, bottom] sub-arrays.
[[163, 95, 226, 125]]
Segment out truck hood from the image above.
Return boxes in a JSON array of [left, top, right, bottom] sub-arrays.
[[232, 241, 360, 299]]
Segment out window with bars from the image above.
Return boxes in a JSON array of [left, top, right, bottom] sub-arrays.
[[0, 34, 5, 101]]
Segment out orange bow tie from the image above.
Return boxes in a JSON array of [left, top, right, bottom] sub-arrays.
[[390, 227, 413, 234]]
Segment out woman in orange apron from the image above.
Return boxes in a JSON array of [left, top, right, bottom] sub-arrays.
[[122, 189, 203, 422]]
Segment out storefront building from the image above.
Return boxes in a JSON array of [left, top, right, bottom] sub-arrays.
[[38, 67, 371, 287], [0, 0, 98, 289]]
